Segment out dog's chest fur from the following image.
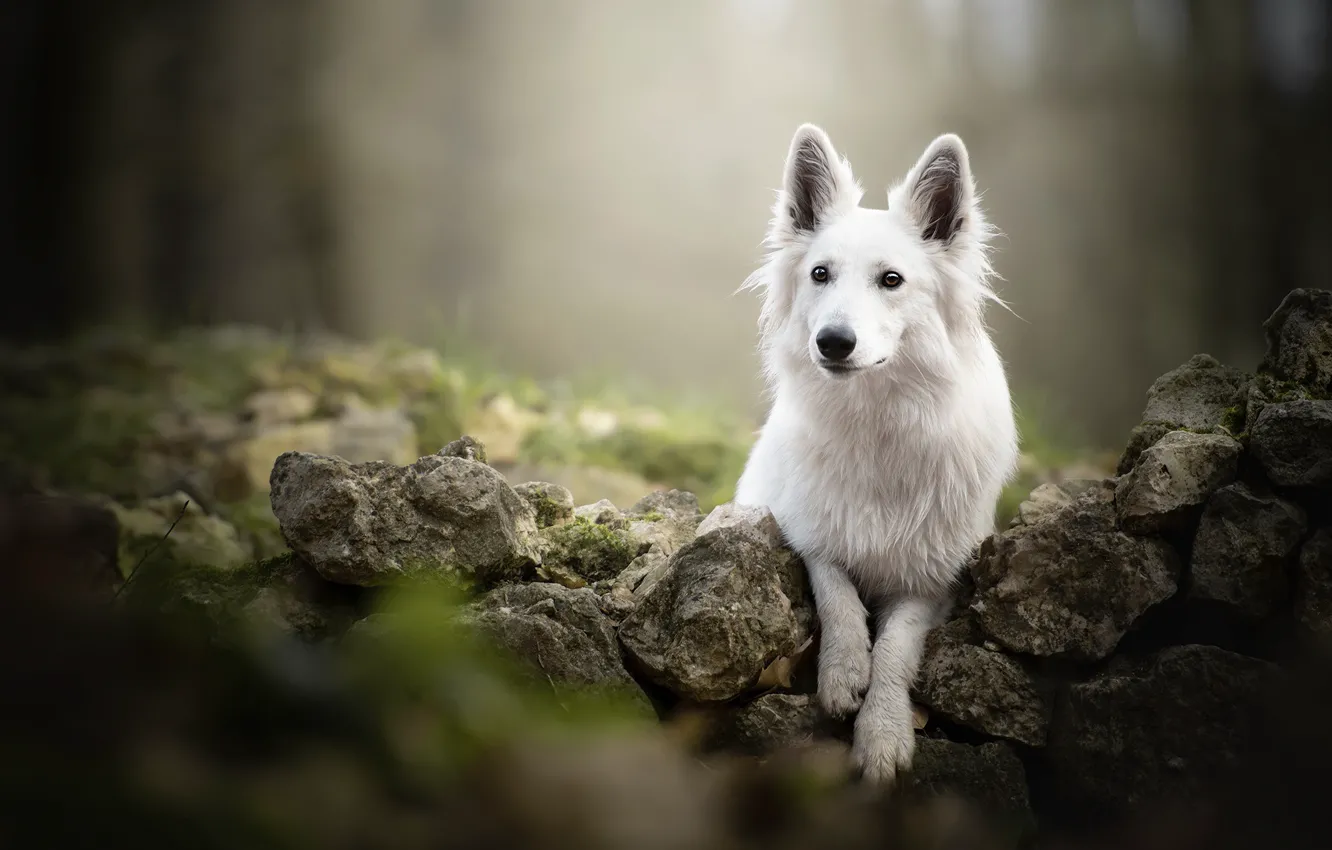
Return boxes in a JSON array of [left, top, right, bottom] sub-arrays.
[[738, 380, 1006, 600]]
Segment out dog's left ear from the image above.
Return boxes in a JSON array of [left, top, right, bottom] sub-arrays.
[[902, 134, 976, 246]]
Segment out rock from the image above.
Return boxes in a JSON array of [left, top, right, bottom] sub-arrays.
[[538, 511, 637, 585], [714, 694, 831, 756], [971, 487, 1180, 661], [574, 499, 620, 524], [1117, 354, 1248, 472], [495, 462, 658, 514], [214, 420, 336, 502], [1294, 528, 1332, 636], [1250, 400, 1332, 488], [513, 481, 575, 529], [1048, 644, 1274, 810], [1013, 479, 1105, 528], [467, 582, 653, 715], [915, 618, 1049, 747], [242, 387, 319, 426], [625, 490, 703, 558], [269, 450, 541, 587], [440, 435, 487, 463], [695, 502, 783, 541], [601, 549, 672, 620], [105, 490, 252, 574], [126, 551, 362, 641], [1114, 430, 1241, 534], [619, 506, 811, 702], [1259, 288, 1332, 395], [1189, 483, 1307, 619], [903, 738, 1034, 831]]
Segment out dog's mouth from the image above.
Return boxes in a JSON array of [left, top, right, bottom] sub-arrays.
[[817, 357, 888, 376]]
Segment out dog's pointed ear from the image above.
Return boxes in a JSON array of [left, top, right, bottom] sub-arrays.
[[902, 134, 976, 246], [771, 124, 858, 245]]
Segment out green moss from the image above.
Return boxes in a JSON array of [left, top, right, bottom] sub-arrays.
[[539, 516, 638, 583]]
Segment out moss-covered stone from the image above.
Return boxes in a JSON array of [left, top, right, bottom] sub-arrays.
[[537, 514, 638, 584], [104, 491, 251, 577]]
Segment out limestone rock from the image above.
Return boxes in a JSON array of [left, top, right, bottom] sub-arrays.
[[711, 694, 830, 756], [1250, 399, 1332, 489], [105, 490, 251, 574], [467, 582, 652, 715], [513, 481, 575, 529], [971, 488, 1180, 661], [625, 489, 703, 558], [1013, 479, 1106, 528], [1048, 644, 1274, 809], [600, 549, 671, 621], [269, 450, 541, 587], [618, 505, 811, 702], [1117, 354, 1248, 473], [1259, 288, 1332, 395], [1114, 430, 1240, 534], [915, 618, 1049, 747], [1189, 483, 1307, 619]]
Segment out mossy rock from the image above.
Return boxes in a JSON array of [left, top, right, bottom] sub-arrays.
[[537, 514, 638, 585], [123, 551, 364, 641], [104, 491, 252, 577]]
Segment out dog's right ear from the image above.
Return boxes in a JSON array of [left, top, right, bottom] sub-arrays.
[[770, 124, 859, 246]]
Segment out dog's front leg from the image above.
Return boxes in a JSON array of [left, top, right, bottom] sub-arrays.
[[853, 595, 941, 785], [807, 556, 871, 717]]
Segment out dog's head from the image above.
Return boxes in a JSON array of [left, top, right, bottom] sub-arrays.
[[745, 124, 999, 383]]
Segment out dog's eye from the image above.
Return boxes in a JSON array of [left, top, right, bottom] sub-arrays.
[[880, 271, 904, 289], [810, 266, 829, 283]]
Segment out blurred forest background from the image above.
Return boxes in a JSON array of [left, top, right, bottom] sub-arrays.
[[2, 0, 1330, 447]]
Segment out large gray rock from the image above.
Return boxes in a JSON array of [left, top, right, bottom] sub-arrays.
[[269, 449, 541, 587], [1259, 288, 1332, 395], [1250, 399, 1332, 489], [1048, 644, 1274, 810], [1294, 528, 1332, 636], [1117, 354, 1248, 473], [971, 487, 1181, 661], [618, 504, 811, 702], [915, 617, 1049, 747], [466, 582, 653, 715], [1114, 430, 1241, 535], [1189, 483, 1307, 619]]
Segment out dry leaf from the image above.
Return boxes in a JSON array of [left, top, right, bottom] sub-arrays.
[[911, 702, 930, 730], [754, 635, 814, 692]]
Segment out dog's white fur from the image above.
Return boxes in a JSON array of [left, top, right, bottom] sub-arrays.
[[734, 125, 1019, 785]]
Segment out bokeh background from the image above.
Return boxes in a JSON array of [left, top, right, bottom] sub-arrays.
[[5, 0, 1329, 449]]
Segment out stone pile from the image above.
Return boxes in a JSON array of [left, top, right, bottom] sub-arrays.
[[104, 288, 1332, 842]]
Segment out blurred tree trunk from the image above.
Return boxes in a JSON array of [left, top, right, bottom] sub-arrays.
[[1, 0, 341, 340]]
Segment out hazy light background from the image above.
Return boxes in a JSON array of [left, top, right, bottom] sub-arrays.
[[4, 0, 1330, 447]]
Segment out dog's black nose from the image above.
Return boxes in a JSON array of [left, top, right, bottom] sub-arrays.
[[816, 326, 857, 361]]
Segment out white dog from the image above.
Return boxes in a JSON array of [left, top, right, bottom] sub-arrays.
[[734, 124, 1018, 785]]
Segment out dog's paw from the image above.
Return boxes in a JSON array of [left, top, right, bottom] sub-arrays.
[[852, 697, 917, 786], [817, 647, 871, 718]]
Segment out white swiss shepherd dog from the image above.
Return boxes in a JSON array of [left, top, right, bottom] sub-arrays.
[[735, 124, 1019, 785]]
